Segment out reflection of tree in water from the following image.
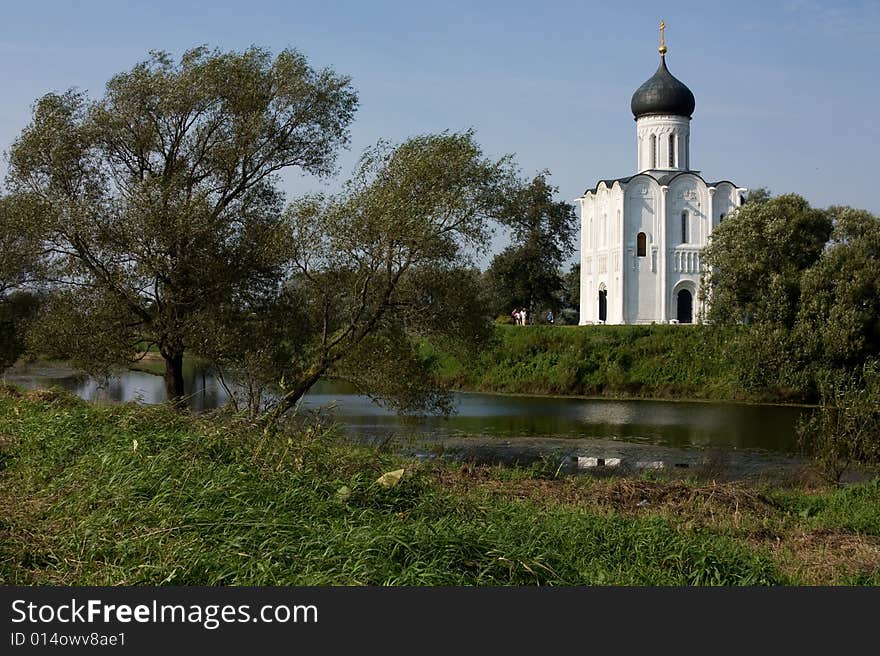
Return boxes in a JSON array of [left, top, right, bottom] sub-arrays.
[[183, 364, 230, 411], [93, 375, 126, 403], [40, 370, 93, 397]]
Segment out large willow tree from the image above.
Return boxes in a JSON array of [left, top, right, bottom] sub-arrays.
[[196, 131, 515, 424], [7, 46, 357, 404]]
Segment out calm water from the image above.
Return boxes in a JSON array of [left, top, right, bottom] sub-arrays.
[[3, 361, 810, 457]]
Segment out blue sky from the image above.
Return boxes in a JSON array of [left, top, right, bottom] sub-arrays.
[[1, 1, 877, 266]]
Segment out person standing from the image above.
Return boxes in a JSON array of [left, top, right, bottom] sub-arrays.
[[521, 307, 528, 325], [547, 310, 554, 324]]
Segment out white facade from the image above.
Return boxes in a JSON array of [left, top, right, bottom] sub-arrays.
[[636, 114, 690, 173], [578, 55, 745, 325]]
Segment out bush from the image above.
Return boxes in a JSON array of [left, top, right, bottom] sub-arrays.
[[0, 291, 41, 373], [798, 361, 880, 483], [556, 308, 579, 325]]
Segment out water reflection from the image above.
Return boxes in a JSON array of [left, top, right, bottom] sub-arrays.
[[3, 361, 810, 455]]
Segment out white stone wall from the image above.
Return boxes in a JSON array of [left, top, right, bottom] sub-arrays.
[[579, 182, 625, 324], [636, 115, 691, 173], [710, 182, 742, 228], [666, 174, 709, 322], [623, 175, 660, 323]]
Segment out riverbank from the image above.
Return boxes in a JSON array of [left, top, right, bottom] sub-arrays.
[[430, 324, 816, 405], [1, 386, 877, 585], [19, 324, 815, 409]]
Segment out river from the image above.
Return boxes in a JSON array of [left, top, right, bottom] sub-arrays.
[[3, 360, 813, 477]]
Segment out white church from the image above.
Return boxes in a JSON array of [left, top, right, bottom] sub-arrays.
[[578, 23, 746, 325]]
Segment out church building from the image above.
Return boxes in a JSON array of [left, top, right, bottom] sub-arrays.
[[578, 23, 746, 324]]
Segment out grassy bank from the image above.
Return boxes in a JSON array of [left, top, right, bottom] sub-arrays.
[[430, 324, 815, 404], [1, 387, 878, 585]]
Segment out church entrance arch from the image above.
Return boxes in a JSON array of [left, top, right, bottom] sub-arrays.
[[598, 283, 607, 323], [676, 288, 693, 324]]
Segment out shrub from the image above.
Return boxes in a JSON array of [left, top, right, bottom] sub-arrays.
[[798, 361, 880, 483]]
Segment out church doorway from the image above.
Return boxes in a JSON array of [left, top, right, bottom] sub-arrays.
[[676, 289, 693, 324], [598, 285, 607, 323]]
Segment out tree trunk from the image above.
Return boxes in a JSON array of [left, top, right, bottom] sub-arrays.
[[258, 368, 324, 428], [163, 351, 186, 409]]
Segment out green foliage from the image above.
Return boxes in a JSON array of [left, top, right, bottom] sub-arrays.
[[767, 478, 880, 536], [743, 187, 772, 206], [0, 195, 42, 299], [797, 361, 880, 483], [702, 194, 832, 327], [483, 173, 577, 316], [792, 207, 880, 475], [797, 207, 880, 370], [0, 292, 41, 373], [701, 194, 880, 472], [25, 289, 144, 379], [722, 324, 815, 397], [0, 196, 44, 373], [253, 132, 514, 423], [429, 324, 811, 403], [6, 46, 358, 402], [561, 262, 580, 316], [190, 288, 313, 418]]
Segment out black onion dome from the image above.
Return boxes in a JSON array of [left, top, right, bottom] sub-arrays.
[[630, 56, 695, 119]]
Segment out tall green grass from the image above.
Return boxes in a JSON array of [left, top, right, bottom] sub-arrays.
[[430, 324, 815, 403], [0, 388, 784, 585], [767, 479, 880, 536]]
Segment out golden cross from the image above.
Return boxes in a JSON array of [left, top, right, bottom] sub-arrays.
[[659, 20, 667, 55]]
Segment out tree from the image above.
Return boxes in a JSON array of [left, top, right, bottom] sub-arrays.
[[0, 195, 41, 299], [743, 187, 772, 205], [0, 195, 44, 372], [701, 193, 832, 327], [0, 291, 41, 373], [483, 173, 577, 317], [242, 131, 514, 425], [797, 207, 880, 371], [794, 209, 880, 478], [6, 46, 357, 405], [561, 262, 580, 315]]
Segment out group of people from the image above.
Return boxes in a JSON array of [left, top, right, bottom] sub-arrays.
[[510, 308, 555, 325], [511, 307, 528, 325]]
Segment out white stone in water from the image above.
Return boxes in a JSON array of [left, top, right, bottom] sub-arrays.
[[577, 457, 622, 469]]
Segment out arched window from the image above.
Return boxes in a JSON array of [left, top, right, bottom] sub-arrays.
[[668, 133, 675, 167], [616, 209, 621, 243], [681, 211, 688, 243], [651, 135, 657, 169], [685, 135, 689, 169], [637, 232, 647, 257]]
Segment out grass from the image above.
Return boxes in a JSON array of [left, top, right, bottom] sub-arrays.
[[429, 324, 816, 404], [1, 385, 877, 585], [766, 480, 880, 536]]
